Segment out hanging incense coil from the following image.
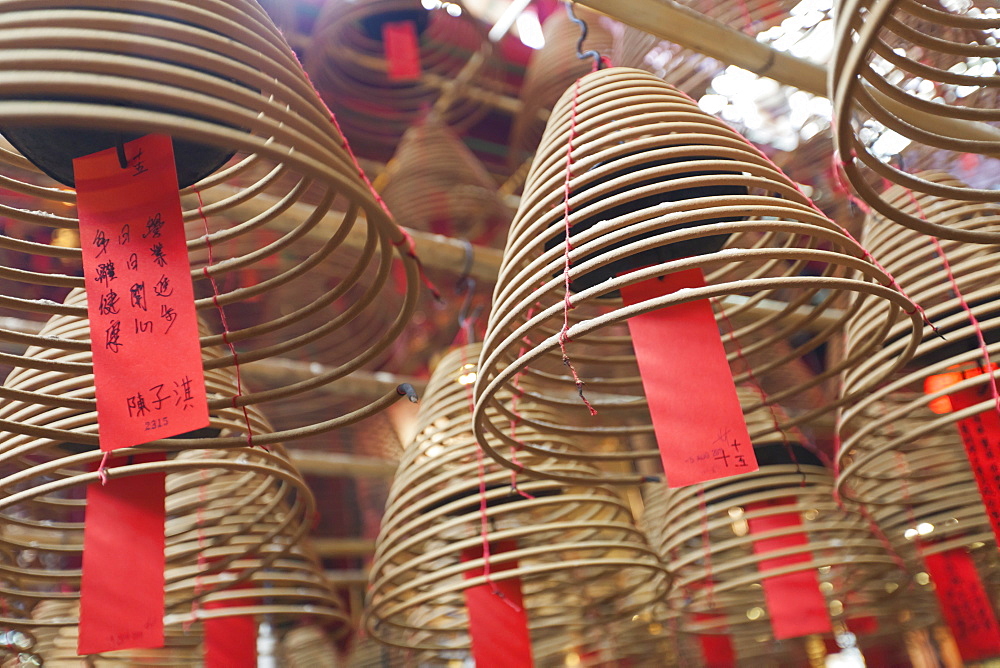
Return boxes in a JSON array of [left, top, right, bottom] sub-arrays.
[[282, 625, 342, 668], [473, 67, 921, 485], [831, 0, 1000, 242], [0, 296, 345, 633], [645, 457, 911, 648], [380, 116, 512, 246], [364, 344, 667, 656], [0, 0, 420, 446], [304, 0, 501, 161], [838, 173, 1000, 507]]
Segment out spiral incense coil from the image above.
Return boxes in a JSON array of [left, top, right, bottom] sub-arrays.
[[0, 0, 420, 446], [473, 66, 921, 485], [282, 625, 342, 668], [831, 0, 1000, 242], [380, 116, 512, 246], [645, 461, 910, 644], [0, 296, 339, 631], [304, 0, 500, 161], [364, 345, 667, 654], [838, 173, 1000, 505]]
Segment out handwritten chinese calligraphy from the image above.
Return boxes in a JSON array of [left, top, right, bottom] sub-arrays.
[[74, 134, 209, 451], [924, 548, 1000, 662]]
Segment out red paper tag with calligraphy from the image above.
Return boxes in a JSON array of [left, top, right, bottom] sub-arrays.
[[746, 498, 832, 640], [923, 548, 1000, 663], [620, 268, 756, 487], [925, 366, 1000, 545], [383, 20, 422, 81], [461, 540, 533, 668], [74, 134, 209, 451], [78, 452, 166, 654]]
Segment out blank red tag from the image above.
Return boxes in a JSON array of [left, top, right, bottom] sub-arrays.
[[383, 21, 422, 81], [746, 498, 832, 640], [78, 452, 166, 654], [620, 269, 756, 487], [461, 541, 533, 667], [204, 579, 257, 668], [694, 613, 735, 668], [74, 134, 209, 451], [924, 548, 1000, 662]]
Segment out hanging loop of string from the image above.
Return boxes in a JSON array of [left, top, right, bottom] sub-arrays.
[[564, 2, 605, 70]]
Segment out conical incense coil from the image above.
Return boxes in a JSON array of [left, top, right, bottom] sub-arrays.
[[473, 66, 921, 485], [645, 459, 910, 646], [282, 625, 342, 668], [380, 116, 512, 245], [831, 0, 1000, 242], [304, 0, 501, 161], [364, 345, 667, 654], [0, 0, 420, 445], [0, 297, 336, 631], [839, 173, 1000, 506]]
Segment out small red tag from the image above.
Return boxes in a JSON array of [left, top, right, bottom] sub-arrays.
[[73, 134, 209, 451], [923, 548, 1000, 662], [461, 541, 533, 667], [942, 383, 1000, 545], [746, 498, 832, 640], [78, 453, 166, 654], [382, 21, 422, 81], [620, 269, 756, 487], [694, 616, 735, 668], [204, 581, 258, 668]]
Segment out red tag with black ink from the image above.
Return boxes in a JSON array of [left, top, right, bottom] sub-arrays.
[[746, 498, 831, 640], [924, 547, 1000, 662], [461, 540, 533, 667], [73, 134, 209, 451], [78, 452, 166, 654], [925, 366, 1000, 545], [620, 268, 756, 487], [383, 20, 422, 81]]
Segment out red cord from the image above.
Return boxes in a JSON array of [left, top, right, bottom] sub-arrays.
[[195, 191, 257, 450], [558, 75, 597, 416]]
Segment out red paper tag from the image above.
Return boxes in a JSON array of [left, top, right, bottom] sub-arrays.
[[78, 453, 166, 654], [461, 541, 533, 668], [942, 384, 1000, 545], [204, 579, 258, 668], [746, 498, 832, 640], [74, 134, 209, 451], [924, 548, 1000, 662], [694, 615, 735, 668], [620, 269, 756, 487], [382, 20, 422, 81]]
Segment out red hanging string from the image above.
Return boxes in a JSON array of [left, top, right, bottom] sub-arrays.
[[697, 486, 717, 609], [458, 344, 522, 613], [293, 59, 443, 303], [558, 75, 597, 417], [900, 187, 1000, 416], [195, 190, 257, 451]]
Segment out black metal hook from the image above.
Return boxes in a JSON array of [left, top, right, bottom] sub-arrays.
[[115, 134, 129, 169], [564, 2, 604, 70]]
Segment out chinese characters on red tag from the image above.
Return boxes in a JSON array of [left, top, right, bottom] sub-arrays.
[[74, 134, 209, 451]]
